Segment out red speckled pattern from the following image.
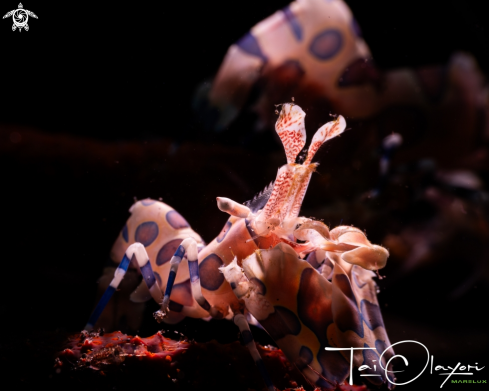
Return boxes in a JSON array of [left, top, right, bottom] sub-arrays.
[[304, 117, 346, 165], [275, 104, 306, 164], [305, 141, 324, 165], [262, 166, 294, 220], [278, 130, 306, 164]]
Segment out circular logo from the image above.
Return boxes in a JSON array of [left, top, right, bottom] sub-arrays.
[[13, 9, 28, 28], [3, 3, 38, 32]]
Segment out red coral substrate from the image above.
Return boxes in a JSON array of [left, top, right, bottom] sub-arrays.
[[56, 330, 368, 391]]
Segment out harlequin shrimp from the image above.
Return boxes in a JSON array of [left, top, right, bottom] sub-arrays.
[[204, 0, 376, 131], [86, 103, 395, 390]]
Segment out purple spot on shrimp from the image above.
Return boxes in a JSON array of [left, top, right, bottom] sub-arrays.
[[122, 224, 128, 242], [282, 5, 302, 41], [306, 251, 321, 269], [199, 254, 225, 291], [334, 274, 358, 307], [135, 221, 159, 247], [156, 238, 183, 266], [297, 268, 333, 345], [236, 32, 268, 62], [216, 220, 232, 243], [259, 306, 301, 341], [166, 210, 190, 229], [141, 199, 156, 206], [309, 29, 343, 61], [317, 348, 350, 385], [361, 299, 385, 330], [375, 339, 389, 357], [333, 274, 363, 337]]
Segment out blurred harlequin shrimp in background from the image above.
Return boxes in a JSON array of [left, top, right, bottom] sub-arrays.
[[203, 0, 376, 130], [86, 103, 395, 390], [196, 0, 489, 172]]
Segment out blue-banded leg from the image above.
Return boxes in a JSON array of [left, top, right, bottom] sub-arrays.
[[84, 243, 162, 331], [154, 237, 223, 322]]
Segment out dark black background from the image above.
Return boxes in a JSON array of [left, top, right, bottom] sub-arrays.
[[1, 0, 488, 139], [1, 1, 488, 390]]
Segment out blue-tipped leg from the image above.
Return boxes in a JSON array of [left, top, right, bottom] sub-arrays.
[[85, 241, 165, 330], [84, 254, 131, 331]]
